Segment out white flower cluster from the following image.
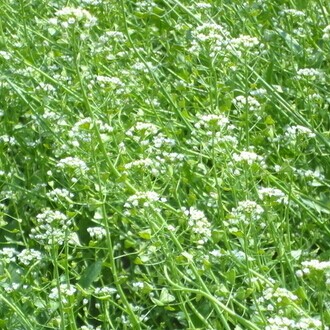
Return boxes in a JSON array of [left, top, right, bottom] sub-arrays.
[[17, 249, 43, 266], [50, 7, 97, 29], [279, 9, 306, 17], [0, 135, 17, 146], [30, 209, 74, 245], [194, 3, 212, 9], [297, 260, 330, 287], [189, 22, 231, 55], [284, 125, 316, 139], [231, 249, 254, 261], [258, 187, 288, 204], [181, 206, 212, 246], [194, 114, 230, 130], [95, 75, 125, 91], [126, 122, 159, 146], [232, 150, 265, 165], [56, 156, 89, 173], [189, 22, 263, 58], [226, 35, 262, 56], [87, 226, 107, 240], [94, 286, 117, 296], [293, 168, 325, 186], [225, 200, 264, 232], [0, 50, 11, 60], [79, 325, 101, 330], [0, 247, 17, 263], [132, 61, 156, 73], [81, 0, 103, 5], [124, 191, 167, 209], [136, 0, 157, 12], [42, 110, 61, 121], [323, 25, 330, 40], [233, 95, 261, 112], [151, 133, 176, 149], [36, 82, 56, 93], [49, 284, 77, 304], [68, 117, 114, 147], [162, 152, 185, 162], [190, 113, 237, 151], [296, 68, 324, 80], [46, 188, 74, 202], [98, 31, 125, 43], [124, 158, 165, 176], [266, 316, 323, 330], [258, 287, 298, 305]]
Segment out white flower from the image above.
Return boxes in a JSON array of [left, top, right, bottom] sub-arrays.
[[17, 249, 43, 265], [296, 68, 324, 80], [233, 95, 261, 112], [0, 248, 18, 263], [49, 284, 77, 304], [232, 150, 264, 165], [52, 7, 97, 29], [87, 227, 107, 240], [56, 157, 89, 172], [124, 191, 166, 209], [301, 259, 330, 271], [182, 207, 212, 245], [258, 187, 287, 204], [323, 25, 330, 40], [94, 287, 117, 295]]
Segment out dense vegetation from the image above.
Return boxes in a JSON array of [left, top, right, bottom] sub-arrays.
[[0, 0, 330, 329]]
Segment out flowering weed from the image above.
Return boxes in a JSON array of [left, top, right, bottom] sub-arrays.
[[0, 0, 330, 329]]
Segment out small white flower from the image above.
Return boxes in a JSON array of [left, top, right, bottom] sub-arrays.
[[87, 227, 107, 240]]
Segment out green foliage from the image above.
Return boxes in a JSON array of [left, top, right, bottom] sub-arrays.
[[0, 0, 329, 329]]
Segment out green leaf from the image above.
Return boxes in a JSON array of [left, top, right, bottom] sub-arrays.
[[151, 288, 175, 306], [275, 28, 302, 55], [138, 229, 152, 240], [78, 260, 102, 289]]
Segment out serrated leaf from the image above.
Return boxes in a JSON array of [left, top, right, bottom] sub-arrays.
[[78, 260, 102, 289]]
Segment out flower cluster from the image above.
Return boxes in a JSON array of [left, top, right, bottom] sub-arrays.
[[189, 113, 237, 152], [30, 209, 74, 245], [232, 150, 265, 166], [258, 187, 288, 204], [56, 156, 89, 174], [49, 7, 97, 29], [126, 122, 159, 143], [87, 226, 107, 241], [225, 35, 263, 57], [49, 284, 77, 305], [297, 259, 330, 274], [265, 316, 323, 330], [94, 286, 117, 297], [46, 188, 74, 203], [284, 125, 316, 139], [0, 247, 17, 263], [323, 25, 330, 40], [124, 191, 166, 212], [225, 200, 264, 232], [257, 286, 298, 308], [194, 114, 230, 131], [233, 95, 261, 113], [68, 117, 114, 147], [181, 207, 212, 246], [296, 68, 324, 81], [17, 249, 43, 266], [189, 22, 231, 56]]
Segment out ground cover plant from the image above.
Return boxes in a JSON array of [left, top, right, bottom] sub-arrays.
[[0, 0, 330, 329]]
